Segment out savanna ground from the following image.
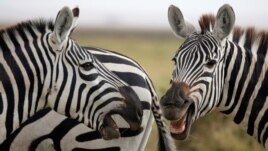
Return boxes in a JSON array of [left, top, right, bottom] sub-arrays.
[[74, 28, 263, 151]]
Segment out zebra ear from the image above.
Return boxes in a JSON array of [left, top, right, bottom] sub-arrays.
[[168, 5, 196, 38], [51, 6, 74, 48], [70, 7, 80, 35], [213, 4, 235, 40]]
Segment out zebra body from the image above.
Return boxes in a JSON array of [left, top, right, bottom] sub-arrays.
[[160, 4, 268, 149], [0, 6, 175, 151], [2, 109, 150, 151]]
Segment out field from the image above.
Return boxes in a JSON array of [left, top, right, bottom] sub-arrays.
[[73, 28, 263, 151]]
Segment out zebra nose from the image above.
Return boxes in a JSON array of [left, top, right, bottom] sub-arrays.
[[118, 86, 143, 128], [160, 82, 190, 107], [119, 86, 142, 110]]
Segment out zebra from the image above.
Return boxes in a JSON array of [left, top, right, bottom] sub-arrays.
[[0, 6, 175, 151], [1, 46, 176, 151], [0, 5, 144, 143], [160, 3, 268, 149]]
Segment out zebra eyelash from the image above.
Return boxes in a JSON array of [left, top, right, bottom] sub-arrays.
[[80, 62, 95, 71], [204, 58, 217, 69], [172, 58, 177, 64]]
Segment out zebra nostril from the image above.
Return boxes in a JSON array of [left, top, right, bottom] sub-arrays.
[[136, 109, 143, 120], [163, 101, 175, 106]]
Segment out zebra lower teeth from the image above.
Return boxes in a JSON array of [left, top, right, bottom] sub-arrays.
[[170, 113, 187, 134]]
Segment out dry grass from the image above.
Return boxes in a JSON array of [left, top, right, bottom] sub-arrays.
[[73, 29, 263, 151]]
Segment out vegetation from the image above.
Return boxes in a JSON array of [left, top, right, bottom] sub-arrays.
[[73, 29, 263, 151]]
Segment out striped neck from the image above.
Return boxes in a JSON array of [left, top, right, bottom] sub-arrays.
[[219, 35, 268, 143], [0, 20, 57, 142]]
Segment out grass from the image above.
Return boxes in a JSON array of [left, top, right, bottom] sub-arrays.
[[73, 29, 263, 151]]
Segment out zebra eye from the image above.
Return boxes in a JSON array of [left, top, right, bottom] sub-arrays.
[[205, 59, 217, 68], [80, 62, 94, 71], [172, 58, 177, 65]]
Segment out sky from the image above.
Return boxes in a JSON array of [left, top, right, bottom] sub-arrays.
[[0, 0, 268, 30]]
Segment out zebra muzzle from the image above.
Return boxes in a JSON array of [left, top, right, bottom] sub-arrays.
[[160, 82, 196, 140], [118, 86, 143, 130], [99, 86, 144, 140], [99, 108, 143, 140]]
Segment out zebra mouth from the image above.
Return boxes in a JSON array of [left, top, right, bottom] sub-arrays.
[[170, 103, 194, 140]]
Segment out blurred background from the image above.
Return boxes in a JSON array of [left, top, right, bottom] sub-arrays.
[[1, 0, 267, 150]]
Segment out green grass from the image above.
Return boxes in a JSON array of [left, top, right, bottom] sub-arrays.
[[73, 29, 263, 151]]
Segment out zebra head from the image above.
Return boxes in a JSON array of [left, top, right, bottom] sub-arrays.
[[45, 7, 143, 140], [160, 4, 235, 140]]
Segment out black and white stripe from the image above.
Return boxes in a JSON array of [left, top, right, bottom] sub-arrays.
[[161, 4, 268, 149], [1, 46, 176, 151]]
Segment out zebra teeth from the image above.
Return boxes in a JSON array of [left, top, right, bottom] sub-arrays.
[[168, 103, 195, 140], [170, 113, 187, 134]]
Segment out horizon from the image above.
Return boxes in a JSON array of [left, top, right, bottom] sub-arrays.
[[1, 0, 268, 30]]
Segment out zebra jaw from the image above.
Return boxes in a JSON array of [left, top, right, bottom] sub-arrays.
[[100, 126, 120, 140], [170, 114, 186, 134], [99, 115, 120, 140], [98, 106, 143, 140], [169, 104, 194, 140]]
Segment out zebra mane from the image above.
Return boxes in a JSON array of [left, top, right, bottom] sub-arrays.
[[233, 27, 268, 51], [199, 14, 268, 51], [0, 19, 54, 37], [199, 14, 215, 33]]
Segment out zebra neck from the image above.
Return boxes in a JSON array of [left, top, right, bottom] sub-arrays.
[[219, 39, 268, 142], [0, 25, 57, 142]]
